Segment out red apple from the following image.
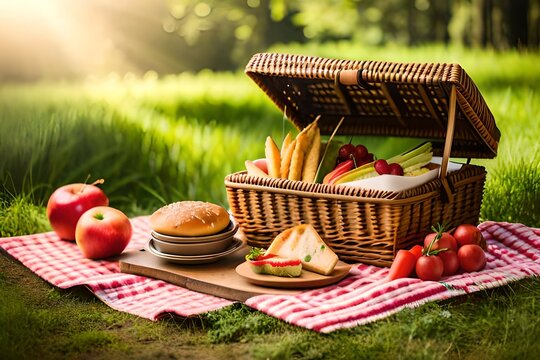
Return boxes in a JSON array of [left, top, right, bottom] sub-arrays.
[[252, 158, 268, 174], [75, 206, 132, 259], [47, 180, 109, 240]]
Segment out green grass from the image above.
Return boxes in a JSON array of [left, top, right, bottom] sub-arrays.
[[2, 208, 540, 359], [1, 44, 540, 359], [0, 73, 295, 214], [1, 45, 539, 223]]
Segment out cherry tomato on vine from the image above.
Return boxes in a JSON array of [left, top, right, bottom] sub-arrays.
[[387, 250, 417, 281], [408, 245, 423, 260], [458, 244, 486, 272], [415, 255, 444, 281], [438, 250, 460, 276], [424, 232, 457, 253], [453, 224, 487, 250]]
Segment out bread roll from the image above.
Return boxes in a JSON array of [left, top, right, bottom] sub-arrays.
[[150, 201, 230, 236]]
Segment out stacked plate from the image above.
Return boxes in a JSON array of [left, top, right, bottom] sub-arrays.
[[147, 217, 243, 264]]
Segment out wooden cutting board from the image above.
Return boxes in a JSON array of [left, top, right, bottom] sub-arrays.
[[119, 247, 304, 301]]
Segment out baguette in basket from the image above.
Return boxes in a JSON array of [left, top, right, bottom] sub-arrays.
[[245, 119, 322, 183], [245, 121, 441, 192]]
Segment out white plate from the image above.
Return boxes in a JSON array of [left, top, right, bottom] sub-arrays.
[[151, 218, 238, 243], [150, 235, 233, 256], [340, 157, 463, 192], [147, 238, 245, 264]]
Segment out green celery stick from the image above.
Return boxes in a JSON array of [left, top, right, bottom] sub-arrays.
[[387, 142, 432, 164], [400, 152, 433, 169]]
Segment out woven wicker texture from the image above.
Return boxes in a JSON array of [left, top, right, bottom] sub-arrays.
[[226, 165, 485, 267], [226, 53, 498, 266], [246, 53, 500, 159]]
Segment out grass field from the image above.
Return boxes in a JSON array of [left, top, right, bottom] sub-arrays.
[[1, 44, 540, 359]]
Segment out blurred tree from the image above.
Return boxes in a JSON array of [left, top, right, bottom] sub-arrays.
[[3, 0, 535, 80], [531, 0, 540, 46], [164, 0, 536, 71], [450, 0, 534, 49], [170, 0, 538, 68], [164, 0, 304, 70]]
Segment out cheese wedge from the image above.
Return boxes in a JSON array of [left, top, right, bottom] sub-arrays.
[[267, 224, 338, 275]]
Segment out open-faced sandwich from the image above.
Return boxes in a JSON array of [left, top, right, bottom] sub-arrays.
[[246, 224, 339, 277]]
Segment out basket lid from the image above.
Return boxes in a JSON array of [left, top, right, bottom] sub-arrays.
[[245, 53, 500, 158]]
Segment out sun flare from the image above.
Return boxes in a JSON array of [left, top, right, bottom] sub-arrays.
[[0, 0, 171, 80]]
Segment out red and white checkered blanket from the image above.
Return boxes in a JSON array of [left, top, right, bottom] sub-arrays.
[[1, 218, 539, 333], [0, 217, 233, 318]]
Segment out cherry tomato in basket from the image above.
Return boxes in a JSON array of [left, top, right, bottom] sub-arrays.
[[338, 143, 356, 161], [424, 232, 458, 253], [389, 163, 404, 176], [374, 159, 391, 175], [353, 144, 369, 163], [438, 250, 460, 276], [415, 255, 444, 281], [458, 244, 486, 272], [453, 224, 487, 250], [387, 250, 417, 281]]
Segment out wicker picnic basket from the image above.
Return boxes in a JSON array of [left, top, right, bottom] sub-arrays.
[[224, 53, 500, 267]]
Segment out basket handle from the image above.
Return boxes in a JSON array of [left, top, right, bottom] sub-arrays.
[[439, 85, 457, 203]]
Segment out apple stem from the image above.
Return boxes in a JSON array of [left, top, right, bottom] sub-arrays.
[[91, 179, 105, 186], [93, 213, 104, 220], [79, 177, 105, 193]]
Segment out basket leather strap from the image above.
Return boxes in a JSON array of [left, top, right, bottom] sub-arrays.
[[338, 69, 377, 90], [334, 71, 358, 115], [336, 70, 407, 126]]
